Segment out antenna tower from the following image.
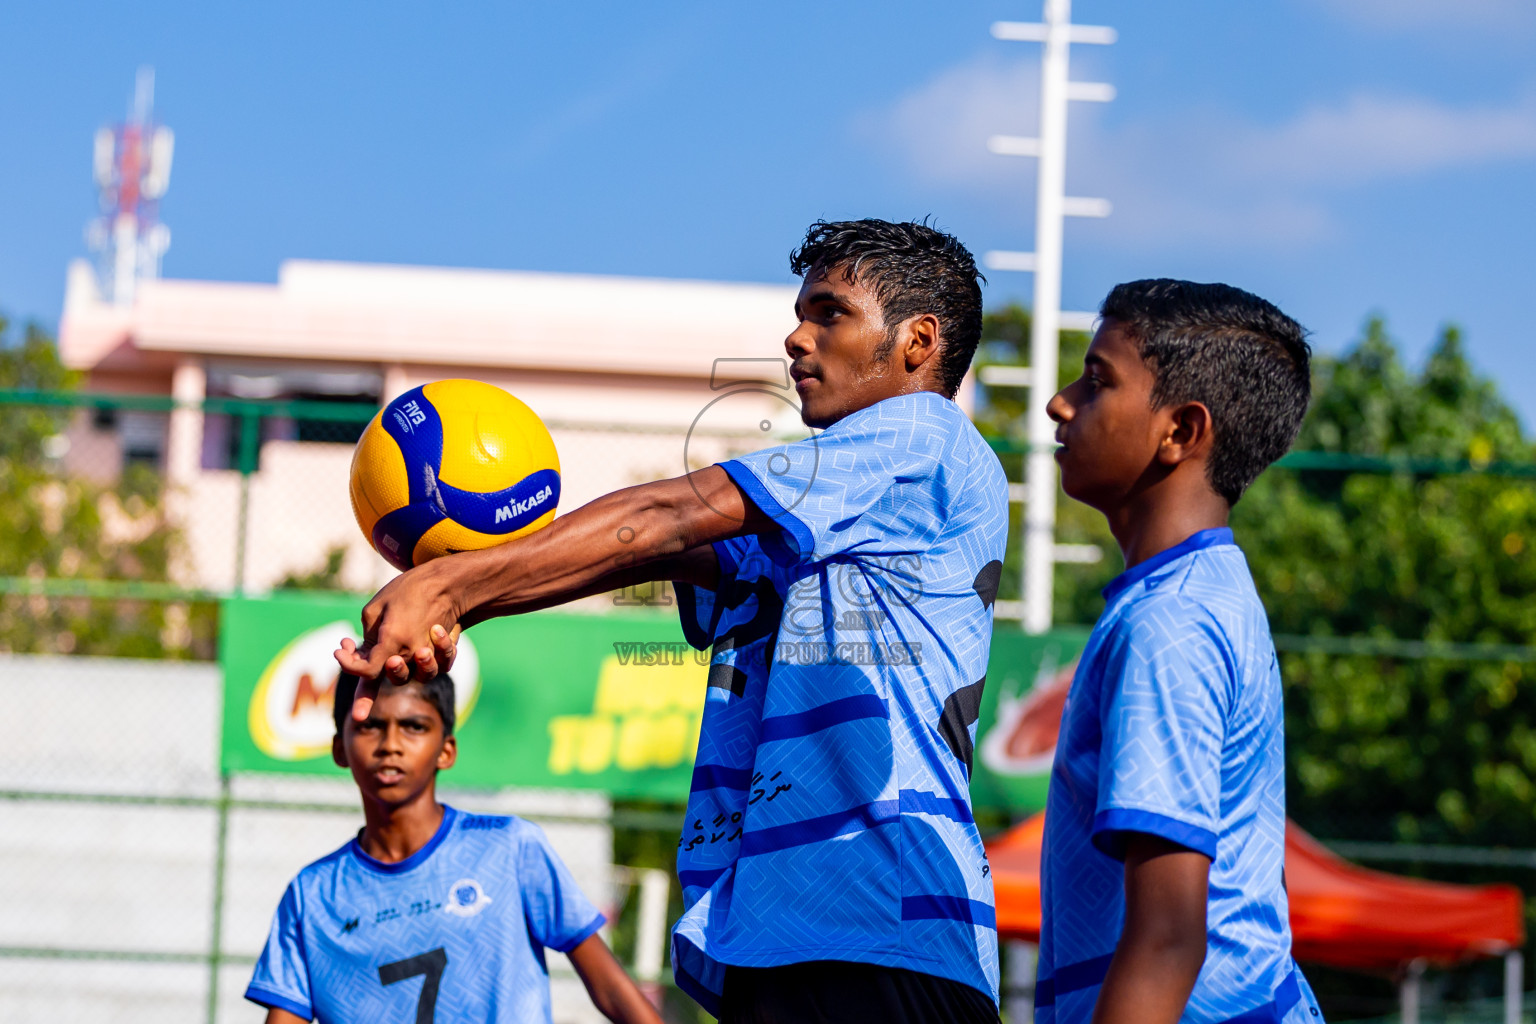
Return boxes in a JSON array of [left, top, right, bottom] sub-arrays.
[[88, 66, 175, 306]]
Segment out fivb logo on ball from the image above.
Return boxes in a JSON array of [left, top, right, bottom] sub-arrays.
[[392, 398, 429, 433], [248, 622, 482, 761]]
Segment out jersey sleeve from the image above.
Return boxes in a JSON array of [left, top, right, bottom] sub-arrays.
[[675, 536, 758, 650], [519, 823, 607, 953], [1091, 598, 1235, 861], [245, 880, 314, 1020], [720, 410, 939, 565]]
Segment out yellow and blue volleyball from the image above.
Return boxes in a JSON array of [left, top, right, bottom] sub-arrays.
[[349, 380, 560, 572]]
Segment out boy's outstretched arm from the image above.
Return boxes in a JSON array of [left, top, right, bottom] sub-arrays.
[[263, 1010, 307, 1024], [567, 933, 665, 1024], [336, 467, 768, 707], [1091, 833, 1211, 1024]]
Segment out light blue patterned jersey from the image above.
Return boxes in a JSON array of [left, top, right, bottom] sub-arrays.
[[671, 391, 1010, 1014], [245, 805, 604, 1024], [1039, 528, 1323, 1024]]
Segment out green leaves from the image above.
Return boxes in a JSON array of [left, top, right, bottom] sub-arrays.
[[0, 314, 211, 659], [1235, 318, 1536, 845]]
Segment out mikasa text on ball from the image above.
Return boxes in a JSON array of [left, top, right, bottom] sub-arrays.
[[350, 380, 560, 571]]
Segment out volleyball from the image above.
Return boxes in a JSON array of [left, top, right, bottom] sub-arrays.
[[349, 380, 560, 572]]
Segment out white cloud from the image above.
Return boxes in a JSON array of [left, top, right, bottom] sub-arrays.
[[860, 53, 1042, 189], [1232, 93, 1536, 186], [861, 54, 1536, 251]]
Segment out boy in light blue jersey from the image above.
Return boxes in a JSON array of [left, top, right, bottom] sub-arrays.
[[1039, 280, 1323, 1024], [245, 673, 659, 1024], [671, 384, 1007, 1013], [338, 219, 1006, 1023]]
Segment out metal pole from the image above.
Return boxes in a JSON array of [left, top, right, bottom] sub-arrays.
[[634, 867, 670, 1007], [1506, 949, 1523, 1024], [233, 409, 259, 594], [1400, 957, 1425, 1024], [1022, 0, 1071, 635], [1003, 939, 1038, 1024], [205, 772, 232, 1024], [987, 7, 1114, 628]]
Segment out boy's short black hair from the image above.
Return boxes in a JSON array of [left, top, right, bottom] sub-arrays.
[[789, 218, 985, 397], [1101, 279, 1311, 505], [332, 672, 457, 738]]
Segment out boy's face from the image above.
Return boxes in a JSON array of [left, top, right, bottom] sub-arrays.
[[333, 683, 456, 808], [786, 267, 908, 429], [1048, 318, 1170, 510]]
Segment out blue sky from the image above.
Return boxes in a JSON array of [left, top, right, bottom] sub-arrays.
[[3, 1, 1533, 418]]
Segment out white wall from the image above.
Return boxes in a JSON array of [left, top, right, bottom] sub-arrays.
[[0, 654, 613, 1024]]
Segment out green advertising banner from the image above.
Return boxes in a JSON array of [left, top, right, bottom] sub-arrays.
[[220, 593, 1088, 812], [971, 627, 1090, 812]]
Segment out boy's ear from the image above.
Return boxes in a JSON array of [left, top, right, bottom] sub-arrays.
[[437, 735, 457, 772], [332, 734, 348, 769], [898, 313, 942, 373], [1155, 400, 1214, 467]]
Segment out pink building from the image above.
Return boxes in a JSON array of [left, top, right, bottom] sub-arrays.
[[57, 257, 837, 593]]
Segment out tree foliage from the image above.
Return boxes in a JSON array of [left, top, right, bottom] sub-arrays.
[[1235, 319, 1536, 845], [0, 312, 214, 659], [276, 544, 349, 591]]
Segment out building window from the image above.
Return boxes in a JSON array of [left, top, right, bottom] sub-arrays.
[[292, 394, 376, 445], [119, 411, 167, 469], [204, 365, 383, 466]]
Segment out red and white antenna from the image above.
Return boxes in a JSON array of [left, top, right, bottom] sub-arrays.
[[88, 67, 174, 306]]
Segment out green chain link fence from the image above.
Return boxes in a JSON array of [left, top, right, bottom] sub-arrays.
[[4, 389, 1536, 1022]]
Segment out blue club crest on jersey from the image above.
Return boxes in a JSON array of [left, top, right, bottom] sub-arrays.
[[443, 877, 492, 918]]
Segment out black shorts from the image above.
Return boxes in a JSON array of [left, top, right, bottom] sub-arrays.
[[718, 960, 1000, 1024]]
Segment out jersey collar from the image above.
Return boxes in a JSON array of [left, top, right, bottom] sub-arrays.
[[1101, 527, 1234, 606], [349, 804, 458, 875]]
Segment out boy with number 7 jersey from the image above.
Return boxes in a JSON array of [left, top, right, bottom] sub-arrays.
[[245, 672, 660, 1024]]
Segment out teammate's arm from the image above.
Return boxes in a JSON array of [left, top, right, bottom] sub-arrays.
[[263, 1009, 307, 1024], [336, 466, 767, 701], [1091, 833, 1210, 1024], [566, 933, 664, 1024]]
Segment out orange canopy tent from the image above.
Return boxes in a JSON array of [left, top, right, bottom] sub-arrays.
[[988, 813, 1524, 973]]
